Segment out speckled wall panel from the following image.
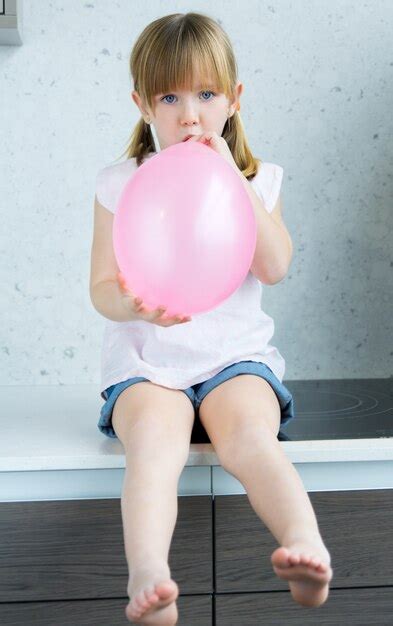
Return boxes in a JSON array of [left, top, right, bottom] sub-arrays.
[[1, 1, 392, 385]]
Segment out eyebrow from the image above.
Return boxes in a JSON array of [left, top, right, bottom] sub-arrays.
[[157, 85, 216, 95]]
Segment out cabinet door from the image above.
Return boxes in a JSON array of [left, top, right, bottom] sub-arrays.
[[215, 588, 393, 625], [214, 490, 393, 591], [0, 496, 212, 603], [0, 595, 212, 626]]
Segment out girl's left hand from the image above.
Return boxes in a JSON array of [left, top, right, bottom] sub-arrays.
[[185, 131, 239, 172]]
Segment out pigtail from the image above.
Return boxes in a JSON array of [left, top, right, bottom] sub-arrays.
[[117, 117, 156, 167], [115, 12, 263, 181]]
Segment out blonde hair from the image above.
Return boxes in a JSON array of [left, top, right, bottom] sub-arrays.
[[117, 12, 262, 180]]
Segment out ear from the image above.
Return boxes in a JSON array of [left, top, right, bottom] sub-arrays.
[[229, 82, 243, 115], [131, 90, 150, 119]]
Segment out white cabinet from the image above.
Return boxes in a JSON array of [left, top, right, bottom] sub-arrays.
[[0, 0, 23, 46]]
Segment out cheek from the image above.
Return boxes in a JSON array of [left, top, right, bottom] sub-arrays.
[[211, 110, 228, 127]]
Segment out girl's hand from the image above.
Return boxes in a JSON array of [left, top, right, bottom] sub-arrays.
[[117, 272, 192, 326], [185, 131, 239, 172]]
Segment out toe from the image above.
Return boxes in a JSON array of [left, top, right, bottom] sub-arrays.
[[143, 587, 157, 604], [271, 546, 292, 568], [154, 579, 179, 599], [300, 554, 311, 564], [137, 591, 147, 606], [132, 596, 140, 609], [146, 588, 159, 603], [156, 580, 176, 591], [288, 553, 300, 565], [130, 603, 141, 618], [135, 592, 149, 611]]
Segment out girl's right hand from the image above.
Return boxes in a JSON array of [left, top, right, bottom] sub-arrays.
[[117, 272, 192, 326]]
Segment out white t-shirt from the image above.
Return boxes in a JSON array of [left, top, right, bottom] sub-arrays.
[[95, 151, 286, 398]]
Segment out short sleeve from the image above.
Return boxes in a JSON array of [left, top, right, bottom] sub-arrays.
[[95, 167, 115, 213], [95, 159, 138, 214], [251, 162, 284, 213]]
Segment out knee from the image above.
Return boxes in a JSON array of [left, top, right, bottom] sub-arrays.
[[119, 412, 191, 469], [213, 423, 276, 475]]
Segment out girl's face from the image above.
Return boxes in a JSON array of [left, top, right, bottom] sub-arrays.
[[132, 77, 242, 151]]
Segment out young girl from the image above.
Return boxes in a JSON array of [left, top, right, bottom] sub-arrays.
[[90, 12, 333, 625]]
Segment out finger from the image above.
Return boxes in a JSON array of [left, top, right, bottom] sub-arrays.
[[186, 134, 202, 142], [150, 306, 166, 317], [117, 275, 139, 300], [117, 273, 128, 289], [172, 314, 190, 323]]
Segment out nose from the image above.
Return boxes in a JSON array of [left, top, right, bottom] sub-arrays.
[[180, 100, 199, 127]]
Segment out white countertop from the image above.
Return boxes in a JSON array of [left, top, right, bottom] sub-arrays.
[[1, 384, 393, 502]]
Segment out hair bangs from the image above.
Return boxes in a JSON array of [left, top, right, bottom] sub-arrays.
[[141, 24, 233, 113], [124, 12, 260, 179]]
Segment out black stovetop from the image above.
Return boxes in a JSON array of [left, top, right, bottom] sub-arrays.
[[191, 378, 393, 444], [276, 378, 393, 441]]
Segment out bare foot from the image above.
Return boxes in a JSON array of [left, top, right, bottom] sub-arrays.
[[271, 539, 333, 607], [125, 566, 179, 625]]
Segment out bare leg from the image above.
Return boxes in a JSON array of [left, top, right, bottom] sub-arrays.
[[111, 383, 195, 624], [121, 447, 186, 624], [220, 427, 333, 608]]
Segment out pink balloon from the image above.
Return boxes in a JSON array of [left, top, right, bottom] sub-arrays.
[[113, 141, 257, 316]]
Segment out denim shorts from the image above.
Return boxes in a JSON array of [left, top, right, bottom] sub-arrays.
[[98, 360, 295, 443]]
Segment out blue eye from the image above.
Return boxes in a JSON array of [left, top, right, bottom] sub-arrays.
[[161, 90, 215, 103], [200, 90, 215, 100], [161, 94, 176, 104]]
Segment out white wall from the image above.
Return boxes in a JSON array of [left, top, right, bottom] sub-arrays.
[[1, 0, 392, 387]]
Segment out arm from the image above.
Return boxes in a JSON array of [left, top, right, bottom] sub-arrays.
[[90, 280, 137, 322], [235, 171, 293, 285], [89, 195, 137, 322]]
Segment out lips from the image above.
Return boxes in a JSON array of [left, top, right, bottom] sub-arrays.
[[182, 134, 196, 142]]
